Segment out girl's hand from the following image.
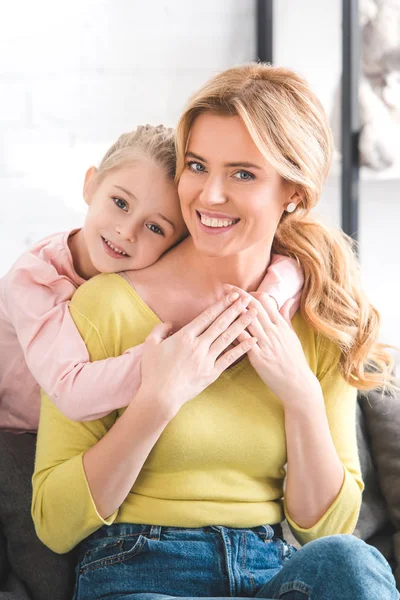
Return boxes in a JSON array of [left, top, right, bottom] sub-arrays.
[[140, 292, 258, 420], [225, 285, 322, 407]]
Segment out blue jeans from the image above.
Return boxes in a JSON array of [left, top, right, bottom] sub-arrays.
[[73, 523, 398, 600]]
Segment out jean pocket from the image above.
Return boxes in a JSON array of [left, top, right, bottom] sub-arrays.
[[78, 534, 147, 573], [274, 537, 296, 566]]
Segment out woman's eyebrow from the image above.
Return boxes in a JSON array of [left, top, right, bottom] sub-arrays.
[[186, 151, 262, 170], [226, 161, 262, 170], [186, 151, 207, 163]]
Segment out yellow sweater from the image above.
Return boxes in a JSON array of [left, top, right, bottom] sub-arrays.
[[32, 273, 363, 554]]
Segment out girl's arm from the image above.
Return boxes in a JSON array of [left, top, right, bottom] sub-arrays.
[[7, 253, 300, 423], [257, 254, 304, 312], [32, 285, 255, 553], [6, 260, 143, 421]]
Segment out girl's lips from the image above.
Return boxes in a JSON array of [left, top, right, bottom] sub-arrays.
[[196, 211, 240, 235], [101, 237, 129, 259]]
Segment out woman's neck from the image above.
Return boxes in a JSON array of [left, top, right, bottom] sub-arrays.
[[167, 236, 273, 295]]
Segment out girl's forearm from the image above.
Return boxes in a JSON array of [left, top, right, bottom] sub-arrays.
[[284, 394, 345, 529], [82, 389, 171, 519]]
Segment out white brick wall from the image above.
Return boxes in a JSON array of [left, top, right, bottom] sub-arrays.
[[0, 0, 256, 273], [1, 0, 399, 353]]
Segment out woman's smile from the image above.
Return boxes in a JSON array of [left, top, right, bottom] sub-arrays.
[[196, 210, 241, 234]]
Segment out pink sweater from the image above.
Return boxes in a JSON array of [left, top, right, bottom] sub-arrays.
[[0, 230, 304, 433]]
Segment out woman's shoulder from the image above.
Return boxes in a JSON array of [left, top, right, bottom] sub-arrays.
[[70, 273, 143, 325], [70, 273, 159, 354], [72, 273, 130, 304]]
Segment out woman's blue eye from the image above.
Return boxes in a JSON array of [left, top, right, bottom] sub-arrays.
[[234, 170, 255, 181], [113, 197, 128, 211], [187, 161, 206, 173], [146, 223, 164, 236]]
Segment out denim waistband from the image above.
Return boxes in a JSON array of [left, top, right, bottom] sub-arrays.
[[88, 522, 283, 542]]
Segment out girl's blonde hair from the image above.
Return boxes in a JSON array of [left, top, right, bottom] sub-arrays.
[[175, 63, 397, 392], [97, 124, 176, 181]]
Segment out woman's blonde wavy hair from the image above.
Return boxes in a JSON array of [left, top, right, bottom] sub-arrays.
[[175, 63, 398, 393]]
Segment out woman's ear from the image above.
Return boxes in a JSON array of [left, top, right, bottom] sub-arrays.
[[286, 187, 304, 212], [83, 166, 98, 206]]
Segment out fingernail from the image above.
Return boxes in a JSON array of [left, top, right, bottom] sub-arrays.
[[228, 292, 240, 302]]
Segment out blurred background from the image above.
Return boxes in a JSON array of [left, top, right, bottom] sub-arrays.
[[0, 0, 399, 352]]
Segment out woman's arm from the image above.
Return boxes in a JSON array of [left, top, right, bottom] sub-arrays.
[[32, 283, 257, 551], [82, 294, 258, 519], [228, 284, 363, 544], [283, 365, 361, 534]]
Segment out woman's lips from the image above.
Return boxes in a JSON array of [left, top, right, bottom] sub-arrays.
[[196, 211, 240, 235]]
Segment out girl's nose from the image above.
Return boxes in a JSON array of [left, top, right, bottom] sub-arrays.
[[115, 223, 138, 243]]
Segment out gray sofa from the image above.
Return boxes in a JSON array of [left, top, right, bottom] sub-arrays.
[[1, 375, 399, 599], [283, 374, 400, 590]]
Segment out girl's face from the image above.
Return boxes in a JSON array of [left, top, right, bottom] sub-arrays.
[[178, 113, 298, 258], [82, 159, 188, 276]]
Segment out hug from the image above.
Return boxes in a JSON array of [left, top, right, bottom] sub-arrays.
[[0, 63, 399, 600]]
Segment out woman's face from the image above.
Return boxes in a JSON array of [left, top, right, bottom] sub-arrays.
[[178, 112, 297, 258]]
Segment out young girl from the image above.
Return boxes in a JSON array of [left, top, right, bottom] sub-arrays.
[[0, 124, 303, 600]]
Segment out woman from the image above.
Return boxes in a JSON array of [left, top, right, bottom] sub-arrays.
[[32, 64, 399, 599]]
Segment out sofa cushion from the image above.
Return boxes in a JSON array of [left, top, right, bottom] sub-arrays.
[[358, 376, 400, 588]]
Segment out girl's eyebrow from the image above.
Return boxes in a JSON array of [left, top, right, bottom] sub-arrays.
[[185, 151, 262, 170], [157, 213, 175, 231], [112, 185, 175, 232], [113, 185, 137, 200]]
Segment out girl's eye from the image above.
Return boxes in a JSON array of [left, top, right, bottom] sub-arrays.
[[186, 161, 206, 173], [113, 197, 128, 211], [146, 223, 165, 236], [233, 170, 255, 181]]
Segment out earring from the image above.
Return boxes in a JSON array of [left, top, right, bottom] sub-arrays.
[[286, 202, 296, 213]]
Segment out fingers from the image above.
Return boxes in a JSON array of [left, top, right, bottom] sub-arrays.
[[146, 322, 173, 343], [200, 294, 255, 345], [214, 337, 258, 374], [250, 292, 280, 325], [182, 291, 245, 338], [245, 317, 269, 346], [209, 308, 258, 359]]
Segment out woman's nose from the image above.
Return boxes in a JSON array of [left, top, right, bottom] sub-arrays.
[[199, 176, 227, 206]]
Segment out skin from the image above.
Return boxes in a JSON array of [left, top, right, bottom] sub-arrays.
[[83, 113, 345, 528], [68, 158, 188, 280]]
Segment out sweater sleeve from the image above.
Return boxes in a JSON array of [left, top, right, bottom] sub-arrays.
[[283, 337, 364, 545], [257, 254, 304, 311], [31, 278, 133, 553], [32, 391, 119, 553], [5, 253, 143, 421]]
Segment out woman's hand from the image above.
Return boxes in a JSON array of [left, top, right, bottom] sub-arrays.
[[225, 285, 322, 408], [139, 292, 258, 420]]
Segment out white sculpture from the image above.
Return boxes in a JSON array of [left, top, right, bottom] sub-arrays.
[[359, 0, 400, 170]]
